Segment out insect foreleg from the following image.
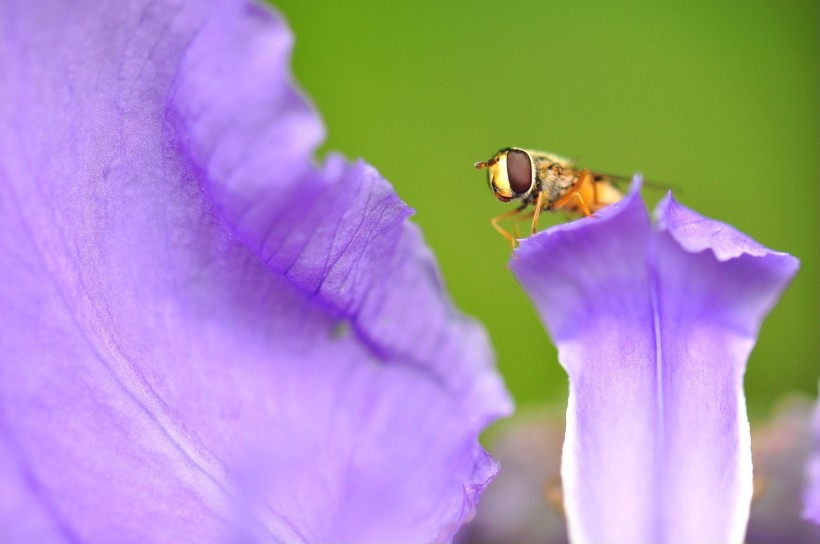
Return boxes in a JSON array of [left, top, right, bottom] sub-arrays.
[[512, 210, 536, 238], [530, 191, 546, 234], [491, 205, 528, 249]]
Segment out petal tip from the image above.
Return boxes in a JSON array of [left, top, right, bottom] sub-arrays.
[[629, 172, 644, 194], [655, 195, 800, 272], [512, 178, 647, 265]]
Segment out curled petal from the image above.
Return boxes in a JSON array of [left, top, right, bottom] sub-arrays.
[[511, 184, 798, 544], [0, 1, 511, 542]]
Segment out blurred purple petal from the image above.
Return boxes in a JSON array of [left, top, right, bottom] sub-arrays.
[[455, 411, 568, 544], [0, 1, 511, 542], [748, 398, 820, 543], [804, 403, 820, 528], [511, 184, 798, 543]]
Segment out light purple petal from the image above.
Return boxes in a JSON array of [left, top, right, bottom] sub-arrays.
[[0, 1, 511, 542], [511, 184, 798, 543], [458, 400, 820, 544]]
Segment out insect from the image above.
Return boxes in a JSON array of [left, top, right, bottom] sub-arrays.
[[474, 147, 627, 248]]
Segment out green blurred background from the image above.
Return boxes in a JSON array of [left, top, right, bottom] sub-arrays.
[[275, 0, 818, 419]]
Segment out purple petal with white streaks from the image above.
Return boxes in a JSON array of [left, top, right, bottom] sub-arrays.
[[0, 1, 511, 542], [511, 183, 798, 544], [455, 400, 820, 544]]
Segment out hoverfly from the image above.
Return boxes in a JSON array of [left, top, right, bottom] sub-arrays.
[[474, 147, 627, 248]]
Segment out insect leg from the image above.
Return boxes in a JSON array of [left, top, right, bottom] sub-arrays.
[[564, 192, 592, 216], [590, 177, 600, 205], [530, 191, 546, 234], [512, 210, 536, 238], [553, 169, 593, 216], [491, 206, 528, 249]]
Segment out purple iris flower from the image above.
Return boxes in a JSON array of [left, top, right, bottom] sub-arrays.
[[510, 184, 798, 543], [0, 0, 512, 541]]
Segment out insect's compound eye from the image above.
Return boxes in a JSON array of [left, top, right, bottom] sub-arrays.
[[506, 150, 532, 195]]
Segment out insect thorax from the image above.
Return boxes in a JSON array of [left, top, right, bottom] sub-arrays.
[[532, 155, 574, 206]]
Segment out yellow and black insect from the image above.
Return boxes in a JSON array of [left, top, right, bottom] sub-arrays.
[[474, 147, 626, 248]]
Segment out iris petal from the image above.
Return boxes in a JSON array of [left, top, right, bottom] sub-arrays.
[[511, 182, 798, 543], [0, 1, 511, 541]]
